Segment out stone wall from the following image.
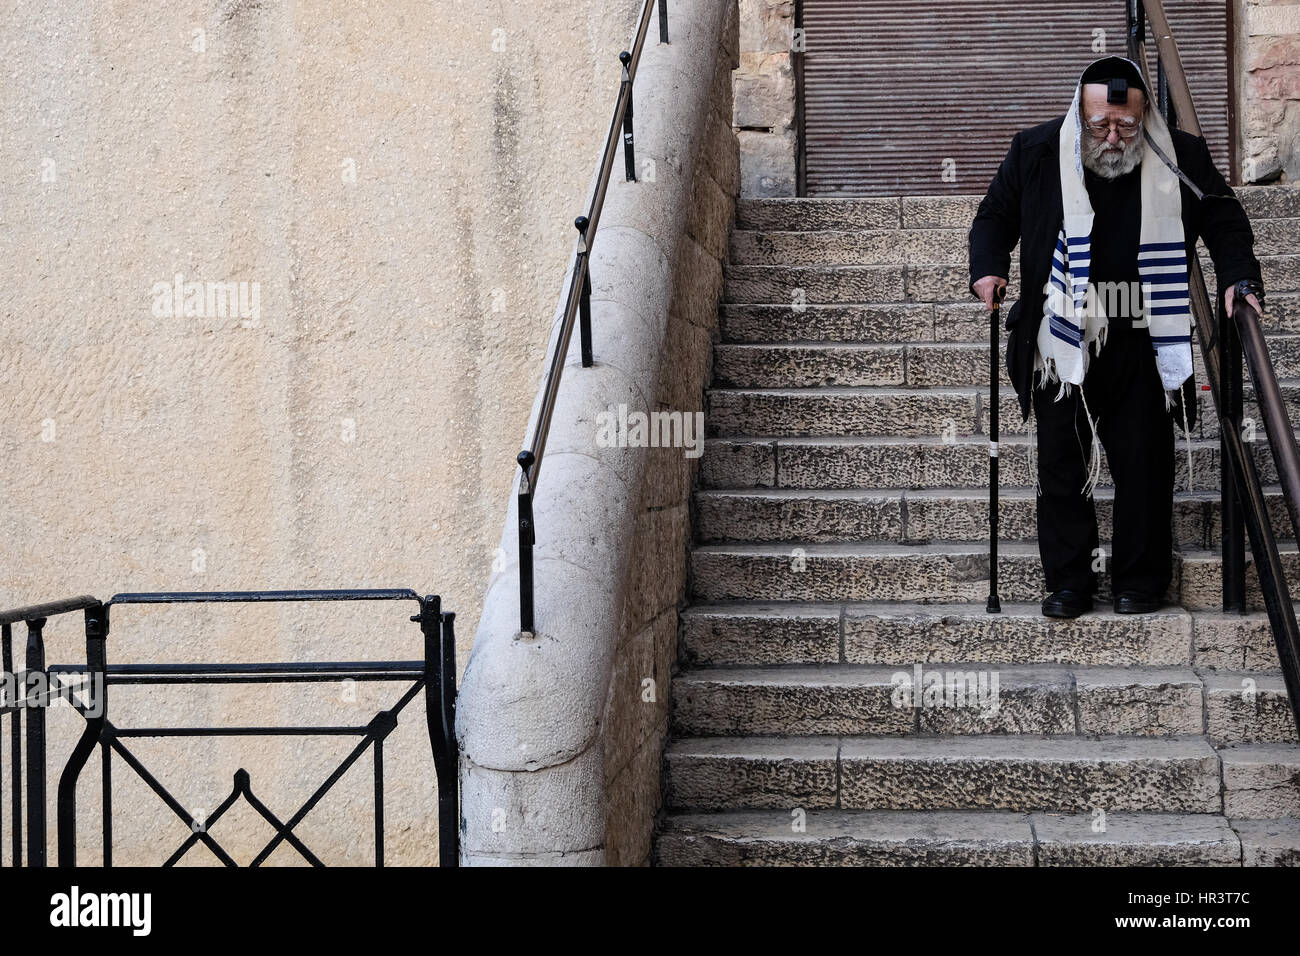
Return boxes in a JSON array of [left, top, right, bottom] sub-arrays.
[[457, 0, 739, 866], [734, 0, 797, 196], [604, 12, 741, 867], [1239, 0, 1300, 182]]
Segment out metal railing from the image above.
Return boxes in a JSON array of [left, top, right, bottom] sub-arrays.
[[0, 589, 458, 867], [515, 0, 669, 635], [1127, 0, 1300, 731]]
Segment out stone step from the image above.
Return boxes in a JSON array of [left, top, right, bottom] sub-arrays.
[[687, 541, 1176, 604], [724, 264, 1012, 305], [1264, 293, 1300, 335], [731, 185, 1300, 233], [662, 734, 1222, 812], [713, 343, 908, 388], [688, 539, 1300, 612], [729, 222, 1299, 271], [671, 664, 1207, 737], [672, 662, 1295, 742], [714, 338, 1300, 389], [699, 435, 1241, 491], [1221, 742, 1300, 817], [719, 293, 1300, 343], [734, 196, 982, 232], [705, 381, 1300, 442], [1203, 671, 1298, 743], [1252, 218, 1300, 257], [1239, 184, 1300, 221], [706, 386, 985, 438], [1235, 817, 1300, 864], [712, 342, 1015, 389], [723, 258, 1299, 307], [719, 303, 940, 344], [729, 228, 969, 267], [678, 599, 1299, 679], [1261, 254, 1300, 293], [1179, 546, 1300, 611], [693, 485, 1291, 549], [654, 809, 1249, 866], [679, 600, 1193, 667], [1195, 610, 1287, 670], [1196, 385, 1300, 442]]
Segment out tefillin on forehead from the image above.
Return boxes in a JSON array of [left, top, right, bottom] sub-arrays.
[[1079, 56, 1148, 103]]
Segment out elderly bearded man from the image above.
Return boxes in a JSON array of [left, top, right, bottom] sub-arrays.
[[969, 55, 1264, 619]]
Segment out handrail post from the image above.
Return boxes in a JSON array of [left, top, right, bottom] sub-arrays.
[[2, 622, 18, 867], [517, 450, 536, 635], [56, 602, 108, 867], [417, 594, 459, 868], [24, 617, 46, 866], [658, 0, 669, 43], [576, 216, 594, 368], [620, 51, 636, 182], [438, 608, 458, 867], [1220, 294, 1247, 611]]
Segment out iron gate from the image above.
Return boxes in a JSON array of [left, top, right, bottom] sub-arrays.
[[0, 589, 458, 867]]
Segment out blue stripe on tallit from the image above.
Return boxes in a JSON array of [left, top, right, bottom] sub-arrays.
[[1050, 325, 1082, 346], [1050, 316, 1082, 343]]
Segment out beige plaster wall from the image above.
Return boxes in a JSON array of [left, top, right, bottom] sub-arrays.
[[0, 0, 639, 865]]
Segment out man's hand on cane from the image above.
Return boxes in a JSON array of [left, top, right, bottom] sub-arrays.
[[974, 275, 1008, 311]]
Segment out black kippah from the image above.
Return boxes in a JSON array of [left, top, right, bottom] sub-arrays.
[[1080, 56, 1147, 98]]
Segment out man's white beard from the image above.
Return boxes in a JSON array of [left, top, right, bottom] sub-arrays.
[[1082, 125, 1145, 178]]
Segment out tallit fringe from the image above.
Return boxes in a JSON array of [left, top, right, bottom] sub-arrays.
[[1079, 388, 1102, 498], [1035, 359, 1101, 497], [1175, 387, 1194, 493]]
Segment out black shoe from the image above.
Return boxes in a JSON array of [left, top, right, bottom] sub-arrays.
[[1042, 589, 1093, 619], [1113, 591, 1161, 614]]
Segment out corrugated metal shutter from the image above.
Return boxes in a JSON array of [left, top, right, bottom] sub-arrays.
[[801, 0, 1230, 196]]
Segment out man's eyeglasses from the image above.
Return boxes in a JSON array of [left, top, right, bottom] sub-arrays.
[[1082, 119, 1142, 140]]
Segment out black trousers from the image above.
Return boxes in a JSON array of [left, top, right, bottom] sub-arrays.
[[1032, 326, 1176, 597]]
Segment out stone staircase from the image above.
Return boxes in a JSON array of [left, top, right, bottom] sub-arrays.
[[654, 184, 1300, 866]]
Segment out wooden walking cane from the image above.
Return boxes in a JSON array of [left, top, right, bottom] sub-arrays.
[[987, 284, 1006, 614]]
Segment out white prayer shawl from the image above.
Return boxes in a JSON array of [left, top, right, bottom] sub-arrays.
[[1034, 60, 1195, 494]]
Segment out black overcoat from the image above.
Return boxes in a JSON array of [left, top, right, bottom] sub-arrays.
[[967, 116, 1263, 429]]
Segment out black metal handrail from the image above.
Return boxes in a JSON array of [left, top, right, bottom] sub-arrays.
[[1128, 0, 1300, 732], [515, 0, 669, 635], [0, 589, 458, 867]]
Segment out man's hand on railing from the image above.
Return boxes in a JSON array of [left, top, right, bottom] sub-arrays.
[[1226, 283, 1263, 318], [973, 275, 1008, 312]]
